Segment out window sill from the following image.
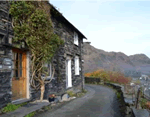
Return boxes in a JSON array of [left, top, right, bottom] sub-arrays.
[[66, 86, 72, 89], [74, 43, 79, 46], [75, 74, 80, 76]]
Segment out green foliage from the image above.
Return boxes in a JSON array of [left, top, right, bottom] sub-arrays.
[[24, 111, 36, 117], [85, 69, 131, 85], [9, 1, 64, 90], [77, 92, 84, 97], [67, 89, 87, 98], [82, 89, 88, 93], [43, 106, 51, 110], [140, 98, 148, 109], [67, 91, 76, 97], [1, 102, 27, 113], [10, 1, 64, 62], [1, 103, 20, 113], [116, 92, 121, 99], [100, 72, 110, 81]]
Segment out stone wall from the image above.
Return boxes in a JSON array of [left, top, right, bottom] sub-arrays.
[[85, 77, 101, 84], [104, 83, 135, 117], [0, 1, 85, 105], [0, 1, 13, 108], [29, 4, 85, 100], [43, 13, 84, 99]]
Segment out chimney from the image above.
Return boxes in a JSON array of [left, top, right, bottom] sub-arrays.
[[84, 42, 91, 45]]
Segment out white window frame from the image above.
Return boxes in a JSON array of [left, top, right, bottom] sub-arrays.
[[43, 63, 52, 79], [48, 63, 52, 77], [74, 32, 78, 45], [75, 56, 79, 75], [66, 56, 72, 88]]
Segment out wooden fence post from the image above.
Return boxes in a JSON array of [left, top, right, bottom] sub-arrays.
[[132, 87, 133, 102], [135, 87, 140, 109]]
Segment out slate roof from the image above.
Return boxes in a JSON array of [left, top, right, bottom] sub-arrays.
[[49, 3, 87, 39]]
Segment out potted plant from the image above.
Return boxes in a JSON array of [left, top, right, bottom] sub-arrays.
[[48, 94, 56, 103]]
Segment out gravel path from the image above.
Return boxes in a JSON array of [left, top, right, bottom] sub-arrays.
[[35, 84, 123, 117]]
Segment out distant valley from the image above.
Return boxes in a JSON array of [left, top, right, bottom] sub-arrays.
[[83, 42, 150, 77]]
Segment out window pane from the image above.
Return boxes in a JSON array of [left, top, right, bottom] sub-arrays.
[[13, 52, 23, 78], [49, 63, 52, 77], [78, 58, 79, 74], [75, 56, 79, 75], [74, 32, 78, 45], [19, 53, 22, 77], [16, 53, 19, 77], [15, 69, 18, 78]]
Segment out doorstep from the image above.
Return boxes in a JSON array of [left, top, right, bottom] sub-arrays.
[[12, 98, 31, 105], [0, 100, 50, 117]]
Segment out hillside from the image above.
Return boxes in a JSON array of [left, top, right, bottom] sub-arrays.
[[83, 42, 150, 77]]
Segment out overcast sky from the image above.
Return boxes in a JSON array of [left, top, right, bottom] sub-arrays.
[[50, 0, 150, 58]]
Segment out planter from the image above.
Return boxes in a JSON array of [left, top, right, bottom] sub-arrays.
[[48, 94, 56, 103], [48, 97, 55, 102]]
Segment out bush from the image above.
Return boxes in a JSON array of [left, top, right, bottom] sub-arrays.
[[84, 69, 131, 85], [116, 92, 121, 99], [82, 89, 87, 93], [140, 98, 147, 109], [24, 111, 36, 117], [146, 101, 150, 109], [67, 91, 76, 97]]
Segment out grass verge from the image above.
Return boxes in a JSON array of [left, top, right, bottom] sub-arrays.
[[67, 89, 88, 98], [0, 102, 28, 114], [24, 111, 36, 117]]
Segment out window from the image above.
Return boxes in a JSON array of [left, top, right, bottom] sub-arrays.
[[75, 56, 79, 75], [0, 34, 4, 44], [13, 52, 23, 79], [43, 63, 52, 77], [48, 63, 52, 77], [42, 63, 53, 80], [74, 32, 78, 45]]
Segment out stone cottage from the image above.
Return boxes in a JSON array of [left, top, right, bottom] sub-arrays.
[[0, 1, 87, 108]]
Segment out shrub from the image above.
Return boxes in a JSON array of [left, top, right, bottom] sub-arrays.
[[140, 98, 147, 109], [84, 69, 131, 85], [24, 111, 36, 117], [67, 91, 76, 97], [116, 92, 121, 99], [146, 101, 150, 109], [82, 89, 88, 93]]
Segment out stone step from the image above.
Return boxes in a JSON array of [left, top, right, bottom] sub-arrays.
[[12, 99, 31, 105], [132, 107, 150, 117]]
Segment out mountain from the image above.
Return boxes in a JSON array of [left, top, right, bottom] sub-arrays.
[[83, 42, 150, 77]]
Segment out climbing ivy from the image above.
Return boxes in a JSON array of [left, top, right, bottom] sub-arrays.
[[9, 1, 64, 101]]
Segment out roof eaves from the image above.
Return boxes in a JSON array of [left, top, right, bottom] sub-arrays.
[[50, 3, 87, 39]]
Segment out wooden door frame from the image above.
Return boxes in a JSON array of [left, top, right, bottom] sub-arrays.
[[26, 52, 30, 99], [11, 48, 30, 101]]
